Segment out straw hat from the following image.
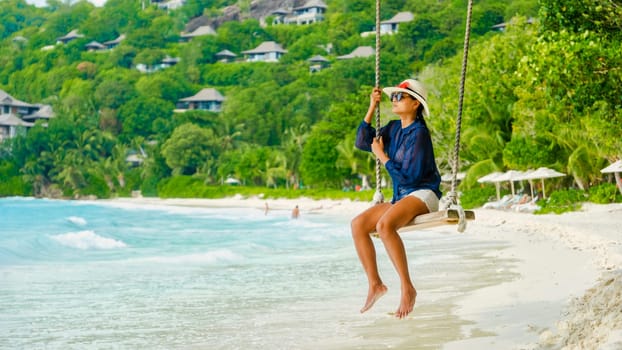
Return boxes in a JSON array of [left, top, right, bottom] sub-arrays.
[[382, 79, 430, 117]]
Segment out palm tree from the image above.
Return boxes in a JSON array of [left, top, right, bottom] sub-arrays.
[[335, 133, 374, 186], [264, 149, 287, 188], [282, 125, 308, 188], [215, 119, 245, 152], [21, 154, 52, 197], [54, 149, 86, 195]]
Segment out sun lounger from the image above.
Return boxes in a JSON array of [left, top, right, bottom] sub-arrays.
[[483, 194, 513, 209]]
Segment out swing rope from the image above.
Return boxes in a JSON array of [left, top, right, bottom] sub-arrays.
[[447, 0, 473, 207], [371, 0, 475, 231], [372, 0, 384, 205]]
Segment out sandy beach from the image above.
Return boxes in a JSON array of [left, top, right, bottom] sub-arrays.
[[108, 196, 622, 349]]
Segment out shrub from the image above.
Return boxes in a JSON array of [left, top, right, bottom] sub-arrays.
[[116, 168, 142, 197], [458, 187, 498, 209], [82, 173, 111, 199], [588, 183, 622, 203], [140, 175, 160, 197], [0, 176, 31, 196], [536, 189, 587, 214], [0, 161, 31, 196]]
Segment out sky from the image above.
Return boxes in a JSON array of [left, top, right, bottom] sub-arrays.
[[25, 0, 108, 7]]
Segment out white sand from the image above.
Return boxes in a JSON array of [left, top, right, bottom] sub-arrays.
[[444, 203, 622, 350], [108, 196, 622, 349]]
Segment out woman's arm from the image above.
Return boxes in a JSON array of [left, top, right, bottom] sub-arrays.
[[355, 87, 383, 152], [372, 136, 389, 164], [363, 87, 382, 124]]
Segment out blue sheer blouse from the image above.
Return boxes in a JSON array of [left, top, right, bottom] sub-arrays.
[[355, 119, 442, 203]]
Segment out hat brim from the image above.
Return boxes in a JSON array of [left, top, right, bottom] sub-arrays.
[[382, 87, 430, 117]]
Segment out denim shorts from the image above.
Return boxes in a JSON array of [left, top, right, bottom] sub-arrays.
[[409, 189, 439, 213]]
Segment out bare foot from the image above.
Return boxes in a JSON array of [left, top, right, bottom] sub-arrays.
[[395, 286, 417, 319], [360, 284, 388, 313]]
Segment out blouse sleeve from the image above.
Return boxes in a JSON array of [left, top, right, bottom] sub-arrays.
[[354, 120, 375, 152]]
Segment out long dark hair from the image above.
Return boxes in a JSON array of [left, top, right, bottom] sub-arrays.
[[415, 104, 425, 122]]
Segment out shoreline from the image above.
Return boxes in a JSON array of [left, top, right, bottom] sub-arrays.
[[103, 197, 622, 348]]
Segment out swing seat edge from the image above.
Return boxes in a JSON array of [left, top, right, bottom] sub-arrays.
[[371, 208, 475, 237]]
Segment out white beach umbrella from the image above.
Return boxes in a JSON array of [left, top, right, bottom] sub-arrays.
[[601, 160, 622, 196], [477, 171, 504, 183], [600, 160, 622, 173], [516, 169, 537, 198], [494, 170, 529, 197], [523, 167, 566, 199], [477, 171, 504, 200]]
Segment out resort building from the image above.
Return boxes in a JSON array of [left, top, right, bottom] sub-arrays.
[[136, 56, 180, 73], [492, 17, 535, 31], [151, 0, 186, 10], [21, 105, 54, 124], [103, 34, 125, 49], [175, 88, 225, 113], [0, 90, 53, 141], [308, 55, 330, 73], [361, 11, 414, 37], [180, 25, 216, 42], [272, 0, 327, 25], [0, 114, 32, 141], [85, 41, 106, 52], [84, 34, 125, 52], [380, 12, 413, 34], [56, 29, 84, 44], [242, 41, 287, 62], [336, 46, 374, 60], [271, 8, 290, 25], [216, 50, 237, 63]]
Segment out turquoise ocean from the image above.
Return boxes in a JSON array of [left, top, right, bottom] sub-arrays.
[[0, 197, 511, 349]]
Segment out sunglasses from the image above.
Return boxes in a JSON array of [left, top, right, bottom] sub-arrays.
[[390, 92, 412, 102]]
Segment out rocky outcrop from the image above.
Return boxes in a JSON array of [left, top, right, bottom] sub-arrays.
[[185, 0, 308, 31]]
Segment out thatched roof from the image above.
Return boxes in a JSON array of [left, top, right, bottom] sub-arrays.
[[180, 88, 225, 102], [0, 113, 33, 127], [294, 0, 327, 10], [382, 12, 414, 24], [216, 50, 237, 57], [0, 90, 34, 108], [181, 25, 216, 38], [337, 46, 374, 59], [242, 41, 287, 54]]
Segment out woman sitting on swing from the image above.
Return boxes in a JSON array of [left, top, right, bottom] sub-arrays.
[[351, 79, 442, 319]]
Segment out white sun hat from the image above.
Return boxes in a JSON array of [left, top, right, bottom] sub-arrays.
[[382, 79, 430, 117]]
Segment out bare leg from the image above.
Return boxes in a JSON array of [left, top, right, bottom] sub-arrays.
[[351, 203, 391, 313], [375, 196, 429, 319]]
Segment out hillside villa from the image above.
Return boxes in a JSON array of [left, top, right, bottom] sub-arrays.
[[175, 88, 225, 113], [271, 0, 327, 25], [337, 46, 374, 59], [242, 41, 287, 62], [361, 11, 414, 37], [0, 90, 54, 141], [180, 25, 216, 42]]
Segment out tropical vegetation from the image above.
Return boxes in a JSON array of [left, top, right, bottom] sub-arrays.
[[0, 0, 620, 210]]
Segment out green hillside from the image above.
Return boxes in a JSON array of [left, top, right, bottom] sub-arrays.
[[0, 0, 620, 205]]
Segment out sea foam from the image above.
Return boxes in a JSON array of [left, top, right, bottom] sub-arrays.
[[67, 216, 87, 226], [51, 230, 127, 250], [134, 249, 240, 265]]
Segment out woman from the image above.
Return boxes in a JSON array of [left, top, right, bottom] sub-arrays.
[[351, 79, 441, 319]]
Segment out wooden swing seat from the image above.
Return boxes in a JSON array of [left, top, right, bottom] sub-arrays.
[[371, 208, 475, 237]]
